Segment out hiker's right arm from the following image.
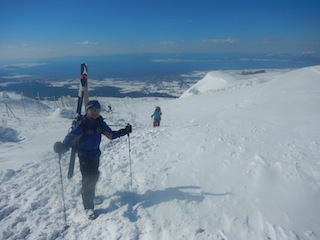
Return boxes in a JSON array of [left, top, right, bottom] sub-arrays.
[[63, 121, 85, 147]]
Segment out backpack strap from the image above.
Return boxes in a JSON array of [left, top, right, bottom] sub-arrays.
[[81, 116, 103, 135]]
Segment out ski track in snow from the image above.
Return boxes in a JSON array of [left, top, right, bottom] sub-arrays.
[[1, 66, 320, 240]]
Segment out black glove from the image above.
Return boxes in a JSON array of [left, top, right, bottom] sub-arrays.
[[54, 141, 69, 154], [125, 124, 132, 134], [119, 124, 132, 136]]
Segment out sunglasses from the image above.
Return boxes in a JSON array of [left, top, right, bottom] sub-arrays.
[[88, 106, 101, 112]]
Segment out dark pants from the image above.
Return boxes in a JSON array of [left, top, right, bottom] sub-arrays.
[[153, 119, 160, 127], [79, 157, 100, 210]]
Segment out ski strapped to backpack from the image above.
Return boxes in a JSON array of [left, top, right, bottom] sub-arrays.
[[67, 63, 89, 179]]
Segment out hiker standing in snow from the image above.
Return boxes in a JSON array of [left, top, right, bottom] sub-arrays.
[[54, 100, 132, 219], [151, 106, 162, 127]]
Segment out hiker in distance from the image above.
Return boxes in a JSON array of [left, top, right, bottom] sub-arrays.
[[54, 100, 132, 219], [151, 106, 162, 127]]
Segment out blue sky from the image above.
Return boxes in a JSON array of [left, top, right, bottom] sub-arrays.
[[1, 0, 319, 60]]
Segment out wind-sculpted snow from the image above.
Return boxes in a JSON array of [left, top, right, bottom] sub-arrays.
[[0, 127, 22, 143], [180, 68, 291, 98], [180, 71, 229, 97], [0, 66, 320, 239]]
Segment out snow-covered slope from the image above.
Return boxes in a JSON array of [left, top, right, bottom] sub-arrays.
[[0, 66, 320, 240], [180, 71, 229, 97]]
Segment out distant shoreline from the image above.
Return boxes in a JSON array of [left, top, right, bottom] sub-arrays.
[[0, 81, 178, 99]]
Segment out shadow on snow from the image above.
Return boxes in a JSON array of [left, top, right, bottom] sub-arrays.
[[95, 186, 231, 222]]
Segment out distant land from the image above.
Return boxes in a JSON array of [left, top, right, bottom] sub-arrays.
[[0, 52, 319, 99]]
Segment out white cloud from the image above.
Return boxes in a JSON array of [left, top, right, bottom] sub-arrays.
[[152, 59, 203, 63], [201, 38, 239, 44], [2, 45, 18, 49], [1, 43, 29, 49], [160, 41, 175, 45], [78, 40, 98, 45]]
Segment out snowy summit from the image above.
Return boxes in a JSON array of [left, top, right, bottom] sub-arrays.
[[1, 66, 320, 240]]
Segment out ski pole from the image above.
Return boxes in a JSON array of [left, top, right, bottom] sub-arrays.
[[58, 153, 69, 230], [128, 134, 133, 191]]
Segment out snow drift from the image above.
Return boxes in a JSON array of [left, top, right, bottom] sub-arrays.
[[0, 127, 22, 143]]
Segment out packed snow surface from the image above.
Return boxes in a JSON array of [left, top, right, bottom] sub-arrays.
[[1, 66, 320, 239]]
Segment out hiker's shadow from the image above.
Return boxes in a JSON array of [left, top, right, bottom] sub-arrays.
[[96, 186, 231, 222]]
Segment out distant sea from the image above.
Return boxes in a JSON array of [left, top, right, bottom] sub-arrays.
[[0, 53, 319, 99]]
